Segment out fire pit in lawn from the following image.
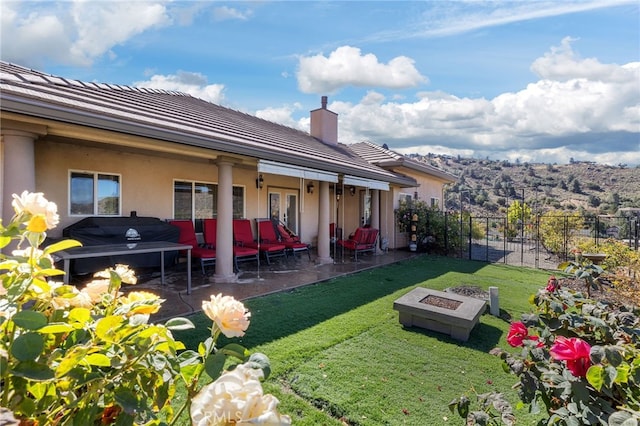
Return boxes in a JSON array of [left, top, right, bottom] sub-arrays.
[[393, 288, 486, 341]]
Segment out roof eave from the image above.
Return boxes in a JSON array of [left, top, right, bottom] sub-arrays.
[[1, 94, 413, 186]]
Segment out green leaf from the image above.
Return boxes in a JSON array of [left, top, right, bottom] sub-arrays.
[[43, 239, 82, 255], [12, 361, 55, 381], [605, 346, 623, 367], [85, 353, 111, 367], [38, 323, 74, 334], [608, 410, 639, 426], [179, 362, 201, 385], [247, 352, 271, 380], [68, 307, 92, 325], [56, 346, 89, 377], [220, 343, 249, 361], [177, 350, 200, 367], [12, 310, 48, 330], [95, 315, 124, 342], [205, 351, 227, 381], [165, 317, 195, 331], [586, 365, 604, 391], [615, 364, 630, 384], [114, 388, 142, 416], [11, 332, 44, 361]]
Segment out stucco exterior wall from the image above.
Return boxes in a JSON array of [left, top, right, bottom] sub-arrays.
[[33, 138, 323, 243], [392, 168, 450, 210]]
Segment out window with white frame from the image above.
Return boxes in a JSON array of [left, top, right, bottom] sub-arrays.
[[70, 171, 121, 216], [173, 181, 245, 231], [398, 193, 413, 204]]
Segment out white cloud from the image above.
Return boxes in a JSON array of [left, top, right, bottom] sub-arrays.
[[134, 71, 225, 104], [296, 46, 427, 94], [531, 36, 633, 82], [69, 1, 171, 64], [270, 39, 638, 165], [1, 1, 171, 67], [213, 6, 252, 21], [1, 2, 72, 66], [256, 104, 307, 130], [362, 0, 636, 42]]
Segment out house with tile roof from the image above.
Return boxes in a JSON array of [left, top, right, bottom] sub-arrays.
[[349, 140, 457, 209], [1, 61, 454, 281]]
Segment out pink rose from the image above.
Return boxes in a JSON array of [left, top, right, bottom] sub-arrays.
[[550, 336, 591, 377]]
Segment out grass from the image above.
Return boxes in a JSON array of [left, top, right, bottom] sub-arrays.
[[172, 255, 552, 425]]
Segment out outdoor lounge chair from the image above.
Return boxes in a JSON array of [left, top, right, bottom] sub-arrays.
[[257, 218, 311, 260], [168, 220, 216, 274], [203, 218, 259, 271], [233, 219, 287, 265], [337, 227, 379, 262]]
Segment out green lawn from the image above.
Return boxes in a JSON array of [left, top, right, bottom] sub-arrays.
[[173, 255, 552, 425]]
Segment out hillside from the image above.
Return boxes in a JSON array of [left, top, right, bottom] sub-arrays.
[[410, 154, 640, 217]]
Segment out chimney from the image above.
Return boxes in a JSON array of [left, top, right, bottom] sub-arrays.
[[310, 96, 338, 145]]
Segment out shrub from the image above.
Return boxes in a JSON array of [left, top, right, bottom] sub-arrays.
[[450, 276, 640, 425], [0, 191, 290, 425]]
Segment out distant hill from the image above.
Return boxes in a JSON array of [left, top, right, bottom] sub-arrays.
[[409, 154, 640, 217]]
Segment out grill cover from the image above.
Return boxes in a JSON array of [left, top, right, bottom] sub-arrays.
[[62, 216, 180, 274]]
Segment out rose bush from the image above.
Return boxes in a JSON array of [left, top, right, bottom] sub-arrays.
[[450, 274, 640, 425], [0, 191, 290, 425]]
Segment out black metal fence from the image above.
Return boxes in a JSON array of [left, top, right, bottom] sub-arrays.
[[405, 212, 639, 270]]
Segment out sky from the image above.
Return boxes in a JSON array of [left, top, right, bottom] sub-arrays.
[[1, 1, 639, 166]]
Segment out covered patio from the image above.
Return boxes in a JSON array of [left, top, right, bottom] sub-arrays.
[[70, 249, 418, 320]]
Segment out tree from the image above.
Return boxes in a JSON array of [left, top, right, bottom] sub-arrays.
[[539, 211, 584, 255], [506, 200, 532, 238], [571, 179, 582, 194]]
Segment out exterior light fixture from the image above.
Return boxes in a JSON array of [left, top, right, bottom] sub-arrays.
[[256, 174, 264, 189], [307, 181, 315, 194], [414, 191, 418, 200], [349, 186, 356, 196], [336, 187, 342, 201]]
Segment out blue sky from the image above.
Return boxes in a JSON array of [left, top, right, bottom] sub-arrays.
[[2, 1, 639, 165]]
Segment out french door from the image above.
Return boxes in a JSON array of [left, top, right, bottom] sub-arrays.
[[268, 188, 299, 234]]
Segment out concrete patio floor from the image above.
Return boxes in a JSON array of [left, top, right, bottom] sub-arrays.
[[112, 249, 418, 320]]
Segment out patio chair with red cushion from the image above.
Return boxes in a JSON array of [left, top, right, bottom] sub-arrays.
[[203, 218, 259, 271], [257, 218, 311, 260], [233, 219, 286, 265], [168, 220, 216, 274], [337, 227, 379, 262]]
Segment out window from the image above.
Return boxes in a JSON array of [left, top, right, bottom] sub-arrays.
[[174, 181, 245, 231], [70, 171, 120, 216], [399, 193, 413, 204], [431, 197, 439, 208]]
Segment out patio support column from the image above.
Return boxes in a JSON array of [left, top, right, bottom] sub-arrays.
[[213, 157, 237, 282], [370, 189, 381, 254], [316, 180, 332, 264], [1, 129, 38, 253]]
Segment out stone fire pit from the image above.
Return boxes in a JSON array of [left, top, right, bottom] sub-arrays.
[[393, 288, 486, 341]]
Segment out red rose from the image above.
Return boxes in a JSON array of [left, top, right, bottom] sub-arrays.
[[550, 336, 591, 377], [507, 321, 543, 348], [545, 276, 560, 292]]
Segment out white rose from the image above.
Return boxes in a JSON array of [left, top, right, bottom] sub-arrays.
[[202, 294, 250, 338], [12, 191, 59, 229], [81, 279, 119, 303], [191, 364, 291, 425]]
